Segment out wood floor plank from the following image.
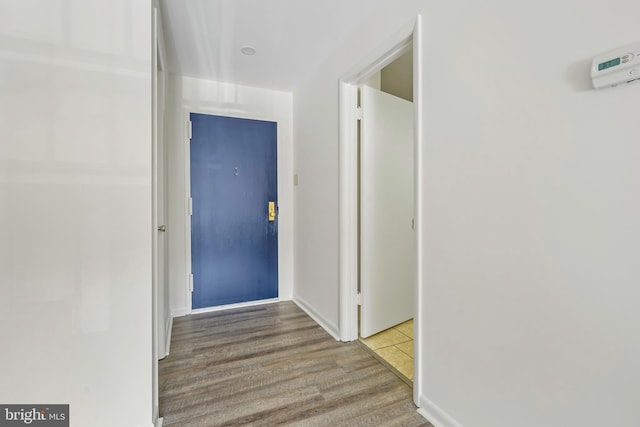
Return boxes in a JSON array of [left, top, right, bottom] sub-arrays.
[[159, 301, 432, 426]]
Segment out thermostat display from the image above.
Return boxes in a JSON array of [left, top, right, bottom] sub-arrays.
[[591, 43, 640, 89], [598, 57, 620, 71]]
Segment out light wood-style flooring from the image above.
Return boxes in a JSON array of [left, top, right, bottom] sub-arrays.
[[159, 301, 431, 426]]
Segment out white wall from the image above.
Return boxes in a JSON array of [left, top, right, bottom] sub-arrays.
[[0, 1, 153, 427], [381, 50, 412, 102], [167, 76, 294, 316], [293, 0, 640, 426]]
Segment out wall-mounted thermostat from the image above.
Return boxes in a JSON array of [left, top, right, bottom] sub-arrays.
[[591, 43, 640, 89]]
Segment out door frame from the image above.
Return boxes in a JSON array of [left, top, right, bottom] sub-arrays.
[[338, 15, 424, 404], [154, 5, 169, 362], [183, 109, 285, 314], [151, 2, 168, 425]]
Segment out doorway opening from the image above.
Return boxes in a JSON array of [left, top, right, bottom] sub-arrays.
[[357, 48, 415, 383], [338, 16, 424, 404]]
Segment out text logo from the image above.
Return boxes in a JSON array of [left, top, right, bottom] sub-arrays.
[[0, 405, 68, 427]]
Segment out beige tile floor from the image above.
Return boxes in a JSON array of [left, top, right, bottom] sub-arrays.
[[359, 319, 414, 381]]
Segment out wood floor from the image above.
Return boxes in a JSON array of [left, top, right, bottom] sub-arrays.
[[159, 301, 432, 426]]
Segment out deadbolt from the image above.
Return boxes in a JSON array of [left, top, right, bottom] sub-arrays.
[[268, 201, 276, 221]]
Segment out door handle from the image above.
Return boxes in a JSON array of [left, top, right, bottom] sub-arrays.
[[158, 225, 166, 232], [268, 201, 276, 221]]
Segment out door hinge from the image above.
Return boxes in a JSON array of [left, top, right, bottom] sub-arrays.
[[356, 106, 363, 121], [356, 292, 362, 306], [189, 273, 194, 292], [188, 197, 193, 216], [188, 120, 192, 140]]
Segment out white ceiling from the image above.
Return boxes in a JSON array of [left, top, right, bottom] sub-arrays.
[[159, 0, 372, 92]]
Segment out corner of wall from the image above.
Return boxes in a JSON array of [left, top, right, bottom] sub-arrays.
[[171, 308, 189, 318], [417, 396, 465, 427], [162, 315, 173, 358], [293, 296, 340, 341]]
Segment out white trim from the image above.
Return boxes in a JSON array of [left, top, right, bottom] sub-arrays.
[[191, 298, 280, 315], [171, 307, 189, 318], [155, 417, 164, 427], [418, 396, 466, 427], [151, 6, 160, 426], [341, 18, 416, 83], [160, 315, 173, 359], [338, 81, 359, 342], [294, 297, 341, 341], [183, 110, 192, 314], [412, 14, 425, 407], [338, 14, 424, 405]]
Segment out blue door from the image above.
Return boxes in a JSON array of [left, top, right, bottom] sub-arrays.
[[190, 113, 278, 309]]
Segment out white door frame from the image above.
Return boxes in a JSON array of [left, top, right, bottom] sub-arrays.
[[338, 15, 424, 405], [155, 4, 169, 362], [151, 3, 164, 426]]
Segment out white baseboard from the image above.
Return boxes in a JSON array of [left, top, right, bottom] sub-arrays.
[[161, 316, 173, 359], [418, 396, 465, 427], [171, 307, 189, 317], [191, 297, 279, 314], [155, 417, 163, 427], [293, 296, 340, 341]]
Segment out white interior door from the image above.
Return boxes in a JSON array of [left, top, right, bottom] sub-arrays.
[[155, 35, 169, 359], [360, 85, 414, 338], [156, 57, 168, 358]]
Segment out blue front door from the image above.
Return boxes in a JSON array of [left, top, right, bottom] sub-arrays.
[[190, 113, 278, 309]]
